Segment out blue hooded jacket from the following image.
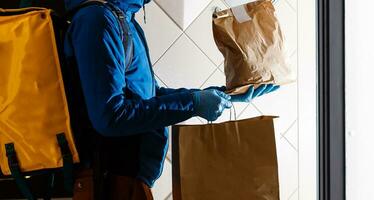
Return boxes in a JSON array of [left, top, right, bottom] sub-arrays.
[[64, 0, 198, 187]]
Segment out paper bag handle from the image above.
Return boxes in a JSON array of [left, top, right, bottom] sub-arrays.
[[229, 104, 237, 121], [205, 104, 237, 124]]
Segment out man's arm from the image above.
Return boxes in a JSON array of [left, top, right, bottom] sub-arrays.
[[66, 6, 196, 137], [155, 83, 199, 96], [155, 82, 226, 96]]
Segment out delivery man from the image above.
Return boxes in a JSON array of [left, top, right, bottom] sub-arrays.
[[63, 0, 279, 199]]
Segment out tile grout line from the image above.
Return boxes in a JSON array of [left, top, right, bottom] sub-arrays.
[[151, 0, 224, 89], [288, 187, 299, 200], [154, 73, 170, 88], [237, 102, 264, 119], [221, 0, 234, 8], [152, 33, 184, 69], [164, 192, 173, 200], [196, 117, 206, 124], [166, 0, 218, 68], [184, 32, 221, 68], [152, 1, 184, 31], [250, 102, 264, 116], [296, 0, 300, 198], [152, 0, 221, 83], [284, 135, 298, 152], [280, 119, 299, 153], [280, 119, 298, 139], [284, 0, 297, 12], [140, 1, 183, 68], [182, 0, 230, 69], [181, 0, 224, 69], [236, 103, 251, 119], [217, 61, 225, 74], [183, 0, 215, 32], [154, 0, 214, 32], [290, 49, 297, 58], [198, 67, 220, 89]]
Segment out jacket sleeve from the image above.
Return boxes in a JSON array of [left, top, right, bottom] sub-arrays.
[[67, 6, 196, 137], [155, 83, 200, 96], [155, 83, 227, 96]]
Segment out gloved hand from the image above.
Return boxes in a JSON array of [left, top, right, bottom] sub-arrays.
[[230, 84, 280, 103], [192, 89, 232, 121]]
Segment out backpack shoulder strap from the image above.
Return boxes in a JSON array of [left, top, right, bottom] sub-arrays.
[[67, 1, 134, 72], [104, 3, 134, 72]]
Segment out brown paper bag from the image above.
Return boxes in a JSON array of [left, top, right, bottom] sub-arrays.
[[172, 116, 279, 200], [213, 0, 295, 95]]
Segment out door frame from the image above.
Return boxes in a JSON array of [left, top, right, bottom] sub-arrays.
[[317, 0, 346, 200]]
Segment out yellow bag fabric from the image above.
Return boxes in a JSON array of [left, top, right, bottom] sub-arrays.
[[0, 8, 79, 175]]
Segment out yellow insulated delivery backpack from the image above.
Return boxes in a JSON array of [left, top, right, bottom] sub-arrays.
[[0, 6, 79, 200], [0, 1, 135, 199]]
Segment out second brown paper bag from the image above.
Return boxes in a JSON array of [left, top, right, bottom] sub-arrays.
[[172, 116, 280, 200], [213, 0, 296, 95]]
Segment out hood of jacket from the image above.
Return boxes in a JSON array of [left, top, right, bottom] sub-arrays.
[[65, 0, 151, 13]]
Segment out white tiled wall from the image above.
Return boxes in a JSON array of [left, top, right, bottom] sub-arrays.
[[136, 0, 317, 199], [346, 0, 374, 199]]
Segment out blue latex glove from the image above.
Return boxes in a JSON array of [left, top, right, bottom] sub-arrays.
[[230, 84, 280, 103], [193, 89, 232, 121]]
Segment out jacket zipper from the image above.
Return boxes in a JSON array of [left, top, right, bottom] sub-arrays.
[[132, 16, 156, 96], [134, 3, 167, 183]]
